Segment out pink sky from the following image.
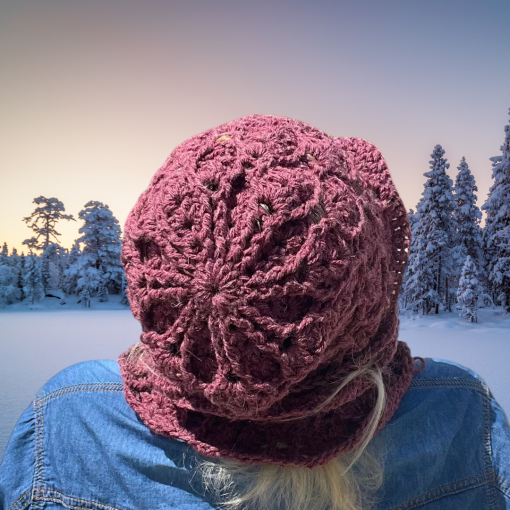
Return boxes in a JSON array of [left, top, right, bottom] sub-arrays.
[[1, 0, 509, 254]]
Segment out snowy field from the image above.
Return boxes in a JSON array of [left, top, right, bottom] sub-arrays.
[[1, 298, 509, 462]]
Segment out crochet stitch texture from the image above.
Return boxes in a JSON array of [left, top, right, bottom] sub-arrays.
[[119, 114, 424, 468]]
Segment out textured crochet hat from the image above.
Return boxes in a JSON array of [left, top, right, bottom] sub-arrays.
[[119, 114, 424, 469]]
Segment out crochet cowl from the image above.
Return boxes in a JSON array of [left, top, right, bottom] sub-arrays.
[[118, 114, 424, 469]]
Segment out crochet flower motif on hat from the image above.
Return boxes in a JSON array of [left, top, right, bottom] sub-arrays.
[[118, 114, 424, 468]]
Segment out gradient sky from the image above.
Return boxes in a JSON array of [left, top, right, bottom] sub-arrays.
[[1, 0, 509, 254]]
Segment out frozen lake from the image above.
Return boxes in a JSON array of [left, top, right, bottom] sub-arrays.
[[1, 306, 509, 462]]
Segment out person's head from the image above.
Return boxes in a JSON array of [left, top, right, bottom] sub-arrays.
[[119, 114, 424, 510]]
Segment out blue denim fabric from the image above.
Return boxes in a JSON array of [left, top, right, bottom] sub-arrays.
[[1, 357, 510, 510]]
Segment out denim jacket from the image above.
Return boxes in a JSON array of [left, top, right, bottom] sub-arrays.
[[1, 357, 510, 510]]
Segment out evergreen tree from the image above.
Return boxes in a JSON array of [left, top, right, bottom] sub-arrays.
[[9, 247, 19, 274], [77, 266, 100, 301], [0, 243, 9, 265], [17, 252, 26, 300], [404, 146, 457, 314], [404, 211, 436, 314], [62, 240, 81, 295], [9, 248, 23, 301], [55, 245, 68, 286], [23, 255, 45, 304], [80, 286, 91, 308], [450, 157, 486, 294], [97, 276, 109, 302], [481, 108, 510, 311], [22, 196, 75, 253], [0, 267, 21, 306], [0, 248, 21, 306], [41, 243, 65, 292], [456, 256, 483, 323], [400, 208, 419, 311], [76, 201, 123, 295], [481, 154, 502, 303], [409, 207, 419, 230]]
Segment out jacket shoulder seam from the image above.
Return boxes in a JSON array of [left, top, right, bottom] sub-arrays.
[[36, 488, 128, 510], [34, 383, 124, 407], [410, 378, 488, 394]]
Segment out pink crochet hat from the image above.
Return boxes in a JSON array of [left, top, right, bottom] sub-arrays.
[[118, 114, 424, 469]]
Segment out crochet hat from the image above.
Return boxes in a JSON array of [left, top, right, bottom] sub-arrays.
[[118, 114, 424, 469]]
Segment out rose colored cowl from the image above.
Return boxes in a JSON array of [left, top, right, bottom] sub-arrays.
[[118, 114, 425, 469]]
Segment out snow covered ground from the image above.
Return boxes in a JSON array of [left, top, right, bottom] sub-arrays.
[[398, 306, 510, 415], [1, 298, 509, 461]]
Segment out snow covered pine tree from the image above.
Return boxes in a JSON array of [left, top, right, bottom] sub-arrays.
[[80, 286, 91, 308], [0, 245, 21, 307], [0, 242, 9, 263], [97, 276, 109, 302], [41, 243, 65, 293], [403, 146, 457, 314], [22, 196, 75, 254], [17, 252, 26, 300], [399, 208, 419, 311], [76, 201, 123, 301], [450, 157, 486, 301], [23, 254, 45, 305], [61, 241, 81, 295], [481, 108, 510, 312], [457, 255, 484, 323], [10, 248, 25, 300]]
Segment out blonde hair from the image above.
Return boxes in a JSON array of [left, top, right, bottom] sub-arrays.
[[126, 343, 388, 510]]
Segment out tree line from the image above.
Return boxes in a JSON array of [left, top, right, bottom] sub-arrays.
[[0, 199, 126, 307], [399, 108, 510, 322]]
